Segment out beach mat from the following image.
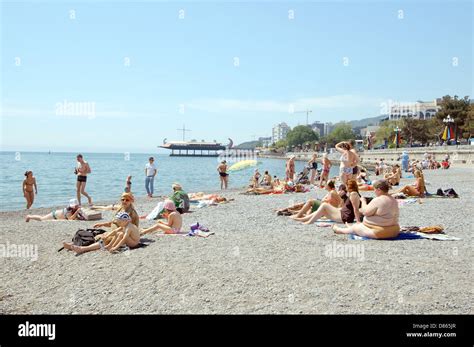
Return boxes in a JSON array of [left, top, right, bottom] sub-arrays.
[[348, 232, 461, 241]]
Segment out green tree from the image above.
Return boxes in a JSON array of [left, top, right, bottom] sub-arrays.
[[435, 95, 471, 141], [375, 120, 403, 146], [273, 139, 288, 149], [285, 125, 319, 148], [325, 122, 355, 147]]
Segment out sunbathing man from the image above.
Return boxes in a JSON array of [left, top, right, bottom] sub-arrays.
[[281, 181, 342, 218], [333, 179, 400, 239], [63, 212, 140, 254], [26, 199, 84, 222], [391, 170, 425, 197], [293, 179, 362, 225], [141, 200, 183, 235]]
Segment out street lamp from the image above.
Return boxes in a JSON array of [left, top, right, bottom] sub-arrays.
[[394, 126, 401, 149]]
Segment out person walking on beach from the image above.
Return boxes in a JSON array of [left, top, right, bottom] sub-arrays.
[[400, 151, 409, 172], [286, 156, 295, 181], [75, 154, 93, 206], [145, 157, 157, 198], [22, 171, 37, 209], [217, 160, 229, 189]]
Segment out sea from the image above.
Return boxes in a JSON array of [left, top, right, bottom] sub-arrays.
[[0, 151, 340, 211]]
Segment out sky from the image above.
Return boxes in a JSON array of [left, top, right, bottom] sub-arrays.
[[1, 0, 472, 153]]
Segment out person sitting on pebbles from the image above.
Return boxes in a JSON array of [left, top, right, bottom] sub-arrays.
[[141, 199, 183, 235], [26, 199, 84, 222], [63, 212, 140, 254], [90, 192, 139, 227]]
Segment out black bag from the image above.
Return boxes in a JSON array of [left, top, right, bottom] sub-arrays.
[[444, 188, 459, 198], [72, 228, 107, 247]]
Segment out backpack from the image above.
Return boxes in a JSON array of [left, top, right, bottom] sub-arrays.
[[72, 228, 107, 246]]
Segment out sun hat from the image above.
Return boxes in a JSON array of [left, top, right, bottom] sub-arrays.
[[172, 182, 182, 190], [115, 211, 131, 221], [69, 198, 79, 207], [163, 199, 176, 211]]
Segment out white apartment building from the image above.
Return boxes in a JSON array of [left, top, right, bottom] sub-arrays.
[[389, 99, 440, 121], [272, 122, 291, 143]]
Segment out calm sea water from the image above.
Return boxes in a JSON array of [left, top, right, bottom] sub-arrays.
[[0, 151, 340, 211]]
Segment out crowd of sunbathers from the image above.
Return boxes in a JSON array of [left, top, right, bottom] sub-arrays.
[[272, 141, 435, 239]]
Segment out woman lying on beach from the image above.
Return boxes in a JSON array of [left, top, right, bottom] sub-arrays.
[[293, 179, 362, 225], [141, 200, 183, 235], [92, 192, 139, 227], [391, 170, 426, 197], [23, 171, 37, 209], [26, 199, 84, 222], [333, 179, 400, 239], [335, 142, 358, 184], [280, 181, 344, 218], [63, 212, 140, 254]]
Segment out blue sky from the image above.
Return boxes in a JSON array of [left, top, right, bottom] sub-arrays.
[[1, 0, 472, 153]]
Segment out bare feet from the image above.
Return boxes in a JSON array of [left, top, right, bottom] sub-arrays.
[[332, 225, 345, 234], [62, 242, 73, 250], [25, 216, 30, 222]]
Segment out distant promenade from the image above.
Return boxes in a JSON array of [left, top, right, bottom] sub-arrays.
[[258, 144, 474, 167]]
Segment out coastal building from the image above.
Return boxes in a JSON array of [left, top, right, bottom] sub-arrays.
[[310, 121, 325, 137], [324, 122, 335, 136], [258, 136, 272, 148], [159, 139, 233, 157], [389, 99, 440, 121], [272, 122, 291, 143]]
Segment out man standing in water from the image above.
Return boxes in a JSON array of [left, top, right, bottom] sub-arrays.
[[75, 154, 93, 206], [217, 160, 229, 190], [145, 157, 157, 198]]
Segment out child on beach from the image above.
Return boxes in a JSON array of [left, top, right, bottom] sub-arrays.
[[63, 212, 140, 254], [26, 199, 84, 222], [22, 171, 37, 209], [141, 200, 183, 235]]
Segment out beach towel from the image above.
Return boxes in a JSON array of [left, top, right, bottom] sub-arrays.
[[397, 198, 418, 206], [348, 232, 460, 241], [315, 219, 336, 227], [146, 201, 165, 220]]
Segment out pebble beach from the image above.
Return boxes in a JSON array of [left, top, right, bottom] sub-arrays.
[[0, 167, 473, 314]]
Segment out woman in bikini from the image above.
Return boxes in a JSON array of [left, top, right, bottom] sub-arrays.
[[140, 199, 183, 235], [319, 153, 331, 188], [333, 179, 400, 239], [92, 192, 139, 227], [391, 169, 426, 197], [26, 199, 83, 222], [285, 156, 296, 181], [335, 142, 358, 185], [63, 212, 140, 254], [22, 171, 37, 209], [293, 179, 362, 225]]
